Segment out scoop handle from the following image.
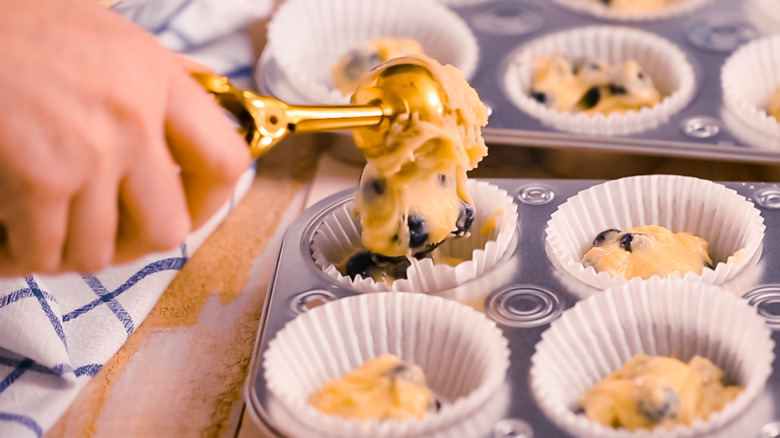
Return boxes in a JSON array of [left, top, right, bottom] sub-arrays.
[[192, 73, 387, 158]]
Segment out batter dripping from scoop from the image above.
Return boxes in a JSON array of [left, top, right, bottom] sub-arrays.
[[341, 54, 488, 281]]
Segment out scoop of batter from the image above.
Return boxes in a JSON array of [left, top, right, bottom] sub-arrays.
[[530, 54, 661, 115], [580, 354, 742, 430], [770, 85, 780, 122], [350, 54, 488, 259], [332, 38, 425, 97], [308, 354, 438, 421], [582, 225, 713, 279], [591, 0, 686, 12]]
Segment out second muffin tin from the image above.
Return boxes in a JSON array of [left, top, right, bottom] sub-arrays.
[[241, 177, 780, 438], [255, 0, 780, 164]]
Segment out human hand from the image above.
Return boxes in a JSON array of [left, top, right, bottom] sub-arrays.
[[0, 0, 252, 276]]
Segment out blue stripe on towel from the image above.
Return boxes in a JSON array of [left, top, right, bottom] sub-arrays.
[[81, 275, 135, 337], [0, 288, 56, 309], [151, 0, 197, 35], [25, 278, 67, 351], [62, 257, 186, 323], [0, 359, 33, 393], [75, 364, 102, 378], [0, 412, 42, 437], [166, 26, 195, 47], [0, 355, 102, 379], [223, 64, 253, 80]]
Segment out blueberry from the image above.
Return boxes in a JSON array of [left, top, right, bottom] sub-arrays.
[[414, 241, 442, 258], [530, 89, 547, 104], [345, 250, 375, 280], [581, 87, 601, 109], [408, 215, 428, 249], [619, 233, 634, 252], [608, 84, 627, 95], [593, 229, 621, 246], [373, 253, 408, 265], [344, 51, 382, 80], [363, 178, 386, 197], [345, 250, 410, 280], [454, 202, 475, 237], [639, 387, 679, 423]]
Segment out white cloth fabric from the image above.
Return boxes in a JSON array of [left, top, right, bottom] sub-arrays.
[[0, 0, 271, 436]]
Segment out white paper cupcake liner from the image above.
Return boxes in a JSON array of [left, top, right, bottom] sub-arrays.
[[530, 277, 775, 438], [545, 175, 765, 293], [746, 0, 780, 36], [311, 180, 519, 293], [266, 0, 479, 105], [721, 104, 780, 150], [721, 34, 780, 147], [263, 292, 511, 438], [551, 0, 711, 22], [503, 26, 697, 136]]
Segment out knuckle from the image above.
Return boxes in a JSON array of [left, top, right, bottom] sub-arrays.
[[142, 215, 191, 253]]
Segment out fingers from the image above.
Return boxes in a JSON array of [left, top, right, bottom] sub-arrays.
[[60, 171, 118, 273], [114, 137, 192, 265], [0, 196, 69, 276], [174, 53, 213, 74], [165, 71, 251, 229]]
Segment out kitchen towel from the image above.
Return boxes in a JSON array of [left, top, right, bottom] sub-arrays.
[[0, 0, 272, 436]]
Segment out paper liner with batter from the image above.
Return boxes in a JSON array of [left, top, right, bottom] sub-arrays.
[[721, 34, 780, 149], [530, 277, 774, 438], [545, 174, 765, 293], [311, 180, 519, 293], [263, 292, 511, 438], [266, 0, 479, 105], [551, 0, 711, 22], [503, 26, 697, 136]]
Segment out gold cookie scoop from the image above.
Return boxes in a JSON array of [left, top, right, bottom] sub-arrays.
[[192, 57, 448, 158]]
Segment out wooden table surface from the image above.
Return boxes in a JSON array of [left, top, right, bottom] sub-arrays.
[[41, 9, 780, 438]]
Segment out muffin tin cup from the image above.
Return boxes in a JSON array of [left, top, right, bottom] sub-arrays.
[[530, 277, 775, 438], [721, 34, 780, 148], [503, 25, 697, 136], [550, 0, 712, 22], [544, 174, 765, 293], [262, 292, 511, 438], [311, 180, 519, 293], [266, 0, 479, 105]]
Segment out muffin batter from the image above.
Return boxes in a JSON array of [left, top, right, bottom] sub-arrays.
[[580, 354, 742, 430], [309, 354, 437, 421], [332, 38, 425, 97], [770, 85, 780, 122], [530, 54, 662, 115], [582, 225, 713, 279], [350, 54, 488, 259], [590, 0, 686, 12]]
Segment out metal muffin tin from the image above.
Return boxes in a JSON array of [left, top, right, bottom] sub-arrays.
[[255, 0, 780, 164], [243, 178, 780, 438]]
